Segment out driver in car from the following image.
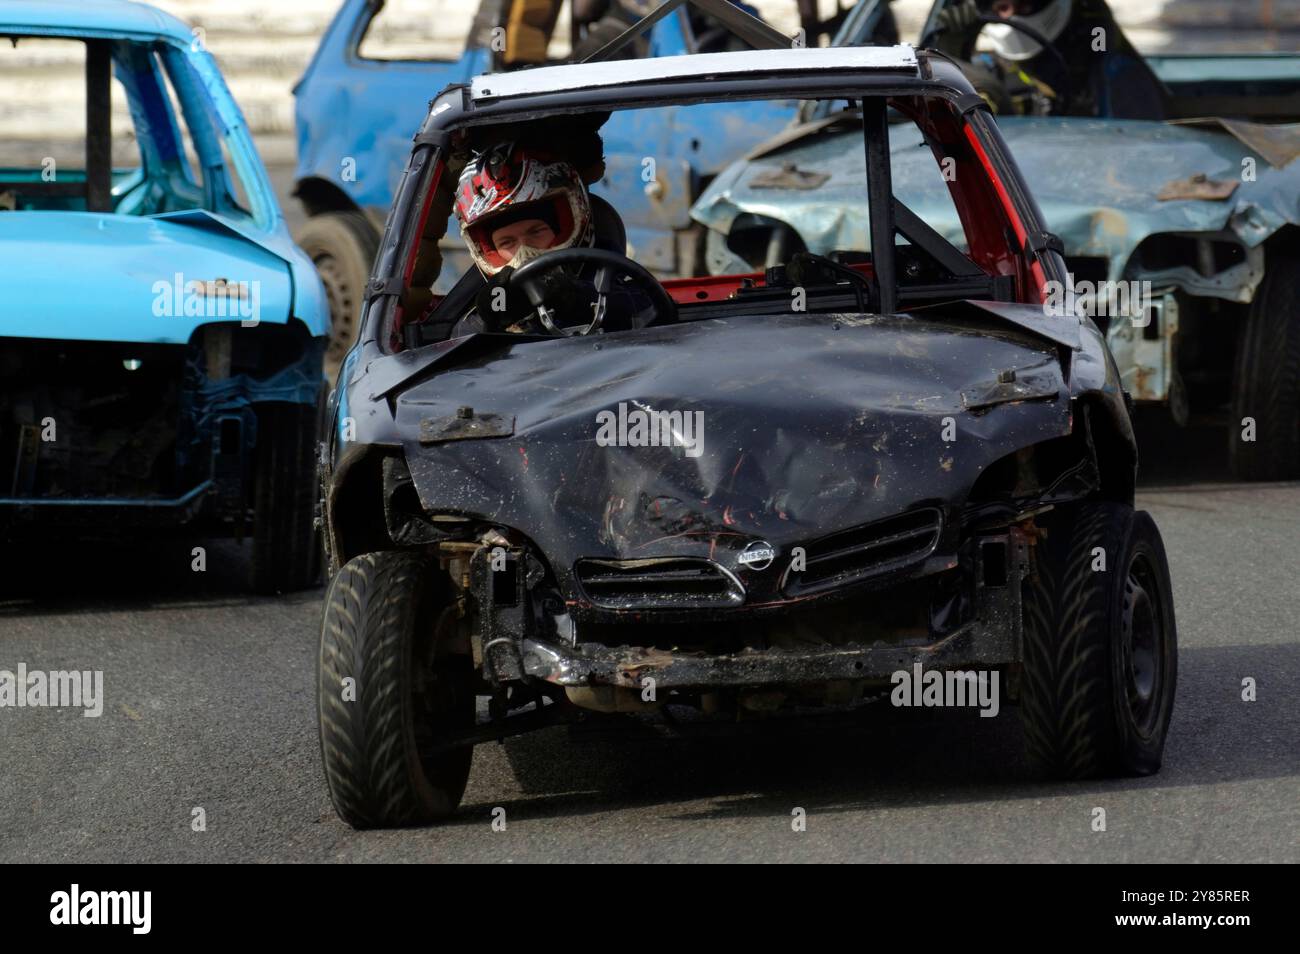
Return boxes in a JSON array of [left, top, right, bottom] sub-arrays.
[[450, 140, 656, 337], [932, 0, 1167, 119]]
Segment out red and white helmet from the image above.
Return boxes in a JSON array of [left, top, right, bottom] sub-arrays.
[[454, 141, 594, 276]]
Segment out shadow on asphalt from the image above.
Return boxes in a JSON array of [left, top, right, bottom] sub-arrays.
[[1132, 407, 1233, 488], [0, 536, 322, 614], [461, 639, 1297, 823]]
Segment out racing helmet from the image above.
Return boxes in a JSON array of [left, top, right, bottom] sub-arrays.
[[982, 0, 1073, 62], [454, 141, 594, 277]]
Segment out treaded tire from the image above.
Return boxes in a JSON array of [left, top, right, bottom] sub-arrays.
[[250, 400, 320, 594], [1021, 502, 1178, 779], [1229, 246, 1300, 480], [295, 210, 379, 382], [318, 551, 474, 829]]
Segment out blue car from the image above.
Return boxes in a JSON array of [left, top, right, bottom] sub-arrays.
[[0, 0, 329, 592], [291, 0, 804, 374]]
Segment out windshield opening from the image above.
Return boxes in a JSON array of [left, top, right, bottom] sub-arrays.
[[381, 86, 1031, 355]]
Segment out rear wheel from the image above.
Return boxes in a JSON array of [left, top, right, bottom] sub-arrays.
[[250, 401, 320, 594], [1229, 248, 1300, 480], [295, 211, 379, 382], [1020, 502, 1178, 778], [318, 551, 475, 829]]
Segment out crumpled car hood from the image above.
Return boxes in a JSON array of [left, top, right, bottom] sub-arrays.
[[693, 116, 1300, 288], [397, 313, 1071, 581], [0, 211, 292, 344]]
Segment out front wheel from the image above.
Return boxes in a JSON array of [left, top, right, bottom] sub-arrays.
[[1020, 502, 1178, 778], [1229, 247, 1300, 480], [318, 551, 475, 829]]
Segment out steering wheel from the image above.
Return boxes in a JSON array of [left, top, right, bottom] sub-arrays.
[[503, 247, 677, 336], [923, 13, 1074, 115]]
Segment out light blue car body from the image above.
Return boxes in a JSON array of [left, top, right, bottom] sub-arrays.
[[0, 0, 329, 346], [0, 0, 326, 524]]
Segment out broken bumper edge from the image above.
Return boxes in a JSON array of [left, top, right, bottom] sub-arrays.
[[519, 610, 1022, 692]]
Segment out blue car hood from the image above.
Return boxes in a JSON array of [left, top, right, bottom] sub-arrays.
[[0, 211, 293, 344]]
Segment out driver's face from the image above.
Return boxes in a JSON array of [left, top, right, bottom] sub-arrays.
[[492, 218, 557, 260]]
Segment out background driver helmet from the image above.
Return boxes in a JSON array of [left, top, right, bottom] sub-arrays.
[[454, 141, 594, 277], [981, 0, 1073, 62]]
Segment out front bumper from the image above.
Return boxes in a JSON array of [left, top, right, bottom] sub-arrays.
[[520, 615, 1019, 691], [472, 527, 1033, 694]]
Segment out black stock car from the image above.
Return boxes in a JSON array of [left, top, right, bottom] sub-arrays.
[[314, 23, 1177, 828]]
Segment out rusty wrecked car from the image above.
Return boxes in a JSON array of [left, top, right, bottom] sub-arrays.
[[315, 3, 1177, 828], [695, 0, 1300, 481]]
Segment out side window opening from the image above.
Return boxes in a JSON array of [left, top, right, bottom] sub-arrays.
[[158, 45, 258, 223], [494, 0, 585, 66], [216, 134, 253, 216], [890, 126, 969, 257], [107, 47, 146, 185], [0, 37, 143, 213], [152, 50, 202, 190], [111, 42, 206, 215], [0, 37, 89, 178], [359, 0, 497, 62]]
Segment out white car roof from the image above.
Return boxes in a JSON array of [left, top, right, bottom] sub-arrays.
[[470, 44, 920, 101]]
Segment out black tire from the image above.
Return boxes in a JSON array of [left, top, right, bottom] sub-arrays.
[[1229, 246, 1300, 480], [295, 211, 379, 382], [318, 551, 475, 829], [1020, 502, 1178, 779], [250, 400, 320, 594]]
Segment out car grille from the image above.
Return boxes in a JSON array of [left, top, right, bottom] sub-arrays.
[[574, 557, 745, 610], [783, 508, 943, 595]]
